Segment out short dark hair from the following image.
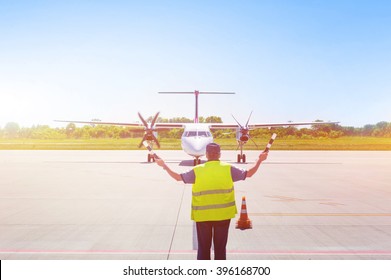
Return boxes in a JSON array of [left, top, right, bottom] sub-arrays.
[[206, 143, 220, 154]]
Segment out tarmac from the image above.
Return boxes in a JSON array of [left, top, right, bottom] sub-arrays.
[[0, 150, 391, 260]]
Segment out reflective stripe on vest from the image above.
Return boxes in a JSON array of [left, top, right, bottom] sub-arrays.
[[192, 187, 234, 197], [192, 201, 236, 211], [191, 161, 237, 222]]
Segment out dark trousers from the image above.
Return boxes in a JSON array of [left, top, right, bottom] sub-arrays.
[[195, 219, 231, 260]]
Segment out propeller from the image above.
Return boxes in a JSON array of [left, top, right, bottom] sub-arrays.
[[138, 112, 161, 149], [232, 111, 258, 148]]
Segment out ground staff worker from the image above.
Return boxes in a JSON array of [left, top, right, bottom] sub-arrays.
[[155, 143, 268, 260]]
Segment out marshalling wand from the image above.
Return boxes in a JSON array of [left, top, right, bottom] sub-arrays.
[[264, 133, 277, 152]]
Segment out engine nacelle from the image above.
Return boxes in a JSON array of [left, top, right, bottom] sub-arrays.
[[236, 127, 249, 142], [240, 134, 249, 142]]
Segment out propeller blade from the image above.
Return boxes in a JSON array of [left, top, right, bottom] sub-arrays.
[[245, 111, 253, 127], [138, 135, 147, 148], [231, 114, 243, 129], [138, 112, 149, 128], [151, 112, 160, 127], [152, 134, 160, 149]]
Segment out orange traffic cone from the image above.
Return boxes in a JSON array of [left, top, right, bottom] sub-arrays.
[[236, 196, 252, 230]]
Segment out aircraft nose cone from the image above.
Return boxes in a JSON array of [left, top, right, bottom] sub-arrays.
[[192, 141, 206, 154], [182, 136, 211, 157]]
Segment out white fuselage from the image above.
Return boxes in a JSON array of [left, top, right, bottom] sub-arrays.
[[181, 123, 213, 158]]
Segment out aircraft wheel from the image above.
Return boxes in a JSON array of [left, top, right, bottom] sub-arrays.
[[237, 154, 241, 163], [197, 158, 201, 165], [147, 154, 151, 162], [242, 154, 246, 163]]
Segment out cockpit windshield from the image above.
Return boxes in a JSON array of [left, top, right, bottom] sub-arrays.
[[187, 131, 197, 137], [184, 131, 211, 137]]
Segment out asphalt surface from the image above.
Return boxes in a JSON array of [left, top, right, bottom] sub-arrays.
[[1, 150, 390, 260]]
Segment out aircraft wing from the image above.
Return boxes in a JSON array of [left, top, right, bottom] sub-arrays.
[[209, 121, 339, 130], [54, 120, 143, 127], [154, 123, 186, 129], [54, 120, 186, 129], [55, 119, 338, 129]]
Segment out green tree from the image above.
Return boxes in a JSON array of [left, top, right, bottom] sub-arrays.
[[205, 116, 222, 123], [66, 123, 76, 138], [4, 122, 20, 138], [362, 124, 375, 136]]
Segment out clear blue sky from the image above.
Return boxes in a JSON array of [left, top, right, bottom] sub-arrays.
[[1, 0, 390, 128]]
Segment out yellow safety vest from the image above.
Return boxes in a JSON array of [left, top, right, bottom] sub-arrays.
[[191, 161, 237, 222]]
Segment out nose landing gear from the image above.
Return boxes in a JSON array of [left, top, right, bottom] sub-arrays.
[[237, 153, 246, 163], [193, 158, 201, 166], [147, 153, 156, 163]]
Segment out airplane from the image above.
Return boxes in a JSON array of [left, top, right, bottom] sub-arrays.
[[55, 90, 339, 165]]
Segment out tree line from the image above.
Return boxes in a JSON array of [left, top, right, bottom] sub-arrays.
[[1, 118, 391, 139]]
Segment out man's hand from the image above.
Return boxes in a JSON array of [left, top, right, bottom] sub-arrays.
[[155, 157, 165, 167], [258, 151, 268, 162]]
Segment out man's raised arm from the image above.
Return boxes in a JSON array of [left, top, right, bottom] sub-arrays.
[[155, 158, 182, 181], [246, 152, 268, 178]]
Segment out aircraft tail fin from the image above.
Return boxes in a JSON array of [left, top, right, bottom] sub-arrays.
[[159, 90, 235, 123]]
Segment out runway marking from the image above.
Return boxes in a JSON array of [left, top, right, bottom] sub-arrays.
[[228, 250, 391, 255], [266, 195, 331, 202], [249, 213, 391, 217], [264, 162, 341, 165], [167, 185, 186, 260], [1, 249, 391, 256], [319, 202, 346, 206], [265, 196, 346, 206]]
